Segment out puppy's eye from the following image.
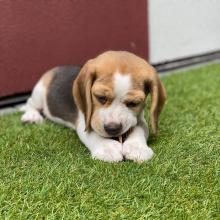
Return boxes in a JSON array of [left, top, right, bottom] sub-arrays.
[[126, 101, 139, 108], [96, 95, 107, 104]]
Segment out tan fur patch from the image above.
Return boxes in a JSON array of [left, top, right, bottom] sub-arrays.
[[92, 83, 114, 107], [41, 67, 58, 87]]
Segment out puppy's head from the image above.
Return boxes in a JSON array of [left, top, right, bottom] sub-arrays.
[[73, 51, 166, 137]]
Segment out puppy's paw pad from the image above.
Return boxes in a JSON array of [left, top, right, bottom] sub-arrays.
[[21, 111, 43, 123], [92, 141, 123, 163], [123, 140, 154, 163]]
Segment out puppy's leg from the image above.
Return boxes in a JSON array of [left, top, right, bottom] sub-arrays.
[[81, 132, 123, 163], [122, 113, 154, 163], [21, 81, 45, 123], [76, 112, 123, 162]]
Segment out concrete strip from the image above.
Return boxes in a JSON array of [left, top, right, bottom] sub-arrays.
[[0, 107, 18, 116], [159, 59, 220, 77]]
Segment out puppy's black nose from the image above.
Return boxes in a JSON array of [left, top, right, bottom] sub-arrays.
[[104, 122, 122, 136]]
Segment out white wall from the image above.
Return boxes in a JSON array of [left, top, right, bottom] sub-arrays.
[[149, 0, 220, 64]]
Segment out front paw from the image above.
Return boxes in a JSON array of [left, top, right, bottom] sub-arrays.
[[92, 140, 123, 163], [122, 140, 154, 163], [21, 110, 44, 123]]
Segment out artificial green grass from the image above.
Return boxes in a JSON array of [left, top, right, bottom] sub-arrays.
[[0, 63, 220, 219]]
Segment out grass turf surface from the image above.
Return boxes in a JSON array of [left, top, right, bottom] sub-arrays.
[[0, 64, 220, 219]]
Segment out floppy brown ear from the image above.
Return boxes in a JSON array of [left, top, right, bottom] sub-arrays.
[[146, 72, 166, 135], [73, 60, 96, 131]]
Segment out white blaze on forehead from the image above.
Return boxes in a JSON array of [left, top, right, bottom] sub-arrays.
[[114, 72, 131, 99]]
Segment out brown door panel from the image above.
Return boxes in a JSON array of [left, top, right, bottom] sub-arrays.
[[0, 0, 148, 97]]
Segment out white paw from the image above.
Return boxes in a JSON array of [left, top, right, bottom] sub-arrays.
[[122, 140, 154, 163], [92, 140, 123, 163], [21, 110, 43, 123]]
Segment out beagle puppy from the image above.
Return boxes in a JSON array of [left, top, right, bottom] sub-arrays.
[[21, 51, 166, 163]]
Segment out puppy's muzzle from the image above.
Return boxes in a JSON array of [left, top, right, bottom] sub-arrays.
[[104, 122, 122, 136]]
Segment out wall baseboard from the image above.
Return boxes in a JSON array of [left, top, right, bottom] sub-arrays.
[[0, 93, 30, 108], [153, 50, 220, 72]]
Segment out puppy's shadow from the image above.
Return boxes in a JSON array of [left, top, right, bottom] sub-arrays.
[[147, 134, 157, 145]]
